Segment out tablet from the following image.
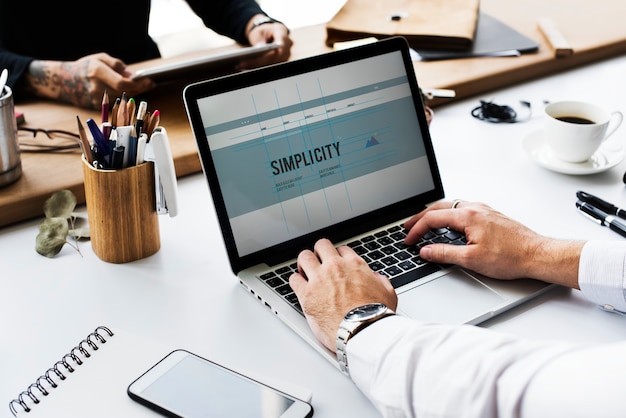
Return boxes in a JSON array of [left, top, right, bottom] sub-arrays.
[[131, 42, 281, 82]]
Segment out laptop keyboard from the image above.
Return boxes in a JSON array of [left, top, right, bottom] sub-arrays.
[[258, 224, 467, 314]]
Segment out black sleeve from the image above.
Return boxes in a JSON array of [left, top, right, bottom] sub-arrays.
[[0, 0, 35, 94], [0, 49, 34, 94], [184, 0, 266, 45]]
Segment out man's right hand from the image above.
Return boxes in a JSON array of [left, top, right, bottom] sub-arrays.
[[404, 200, 584, 289]]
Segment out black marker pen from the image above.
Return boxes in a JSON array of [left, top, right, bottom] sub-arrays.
[[576, 200, 626, 238], [576, 191, 626, 219]]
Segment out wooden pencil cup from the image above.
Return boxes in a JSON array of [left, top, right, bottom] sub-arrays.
[[82, 158, 160, 263]]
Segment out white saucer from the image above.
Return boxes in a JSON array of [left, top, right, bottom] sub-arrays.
[[522, 130, 625, 175]]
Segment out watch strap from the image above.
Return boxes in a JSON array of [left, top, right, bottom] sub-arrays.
[[336, 306, 395, 375], [248, 16, 282, 34]]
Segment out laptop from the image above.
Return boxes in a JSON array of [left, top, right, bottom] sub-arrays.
[[183, 37, 553, 369]]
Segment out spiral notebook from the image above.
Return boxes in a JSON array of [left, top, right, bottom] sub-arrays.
[[8, 326, 170, 417], [8, 326, 311, 417]]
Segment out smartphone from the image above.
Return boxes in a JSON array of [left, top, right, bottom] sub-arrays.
[[127, 349, 313, 418]]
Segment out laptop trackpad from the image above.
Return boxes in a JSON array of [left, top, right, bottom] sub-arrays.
[[397, 270, 506, 325]]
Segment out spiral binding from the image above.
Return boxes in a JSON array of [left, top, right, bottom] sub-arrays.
[[8, 326, 114, 416]]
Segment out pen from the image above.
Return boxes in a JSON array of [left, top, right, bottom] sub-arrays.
[[127, 126, 138, 167], [0, 68, 8, 95], [576, 191, 626, 220], [127, 97, 137, 126], [86, 118, 110, 160], [136, 133, 148, 165], [421, 88, 456, 100], [143, 111, 152, 136], [117, 92, 128, 127], [110, 97, 120, 128], [101, 121, 113, 142], [76, 116, 94, 164], [115, 125, 132, 168], [111, 146, 125, 169], [101, 90, 109, 124], [135, 100, 147, 137], [576, 200, 626, 238], [146, 109, 160, 137]]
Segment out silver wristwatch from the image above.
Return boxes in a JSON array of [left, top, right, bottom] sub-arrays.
[[336, 303, 395, 375]]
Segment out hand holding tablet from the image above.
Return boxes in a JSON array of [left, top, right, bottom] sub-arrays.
[[131, 43, 281, 82]]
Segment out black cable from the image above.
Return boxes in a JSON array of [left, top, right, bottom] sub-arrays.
[[471, 100, 532, 123]]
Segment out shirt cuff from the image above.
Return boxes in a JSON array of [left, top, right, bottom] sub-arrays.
[[347, 315, 419, 389], [579, 241, 626, 313]]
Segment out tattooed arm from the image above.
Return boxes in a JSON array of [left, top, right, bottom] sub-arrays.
[[22, 53, 155, 110]]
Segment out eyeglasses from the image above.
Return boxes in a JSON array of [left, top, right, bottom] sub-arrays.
[[18, 127, 81, 153]]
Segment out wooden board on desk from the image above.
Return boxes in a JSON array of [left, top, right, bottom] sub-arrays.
[[2, 0, 626, 227]]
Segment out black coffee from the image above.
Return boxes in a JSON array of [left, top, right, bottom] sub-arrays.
[[556, 116, 594, 124]]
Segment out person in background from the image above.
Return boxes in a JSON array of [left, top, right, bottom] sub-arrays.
[[290, 200, 625, 418], [0, 0, 292, 109]]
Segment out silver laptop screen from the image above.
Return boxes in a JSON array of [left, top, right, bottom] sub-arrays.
[[195, 50, 434, 257]]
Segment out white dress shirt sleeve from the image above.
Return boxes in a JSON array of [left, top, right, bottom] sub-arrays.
[[347, 241, 626, 418], [578, 240, 626, 314], [349, 317, 626, 418]]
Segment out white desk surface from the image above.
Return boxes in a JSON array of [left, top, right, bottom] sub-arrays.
[[3, 53, 626, 417]]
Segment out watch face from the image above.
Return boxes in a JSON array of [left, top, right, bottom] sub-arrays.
[[346, 303, 388, 321]]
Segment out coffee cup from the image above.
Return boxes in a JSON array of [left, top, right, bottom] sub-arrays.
[[544, 101, 623, 163], [0, 86, 22, 187]]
